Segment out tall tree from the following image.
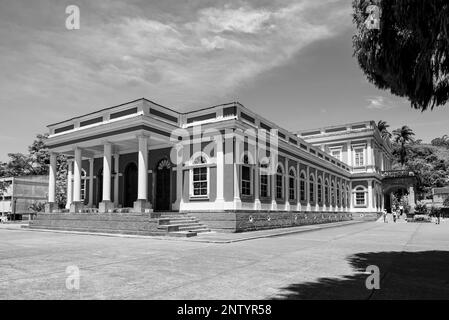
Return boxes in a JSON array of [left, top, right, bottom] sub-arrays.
[[393, 125, 415, 166], [352, 0, 449, 111], [377, 120, 392, 139]]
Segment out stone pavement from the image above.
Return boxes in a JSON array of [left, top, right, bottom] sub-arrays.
[[1, 221, 449, 299]]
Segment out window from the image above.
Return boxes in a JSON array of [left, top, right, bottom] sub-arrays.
[[300, 172, 306, 202], [260, 161, 269, 198], [276, 165, 284, 199], [330, 148, 342, 161], [347, 185, 351, 207], [241, 155, 251, 196], [336, 183, 341, 206], [80, 169, 87, 201], [325, 179, 329, 204], [355, 186, 367, 206], [331, 181, 335, 205], [354, 147, 365, 167], [309, 174, 315, 204], [289, 168, 296, 201], [317, 177, 323, 204], [191, 155, 209, 198]]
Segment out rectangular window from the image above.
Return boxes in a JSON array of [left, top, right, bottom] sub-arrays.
[[354, 148, 365, 167], [355, 192, 365, 205], [300, 180, 306, 201], [260, 174, 268, 198], [241, 166, 251, 196], [193, 167, 208, 196], [309, 182, 314, 203], [276, 174, 283, 199], [289, 177, 295, 201], [80, 179, 86, 201]]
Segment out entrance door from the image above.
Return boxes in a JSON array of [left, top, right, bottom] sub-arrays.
[[155, 159, 171, 211], [96, 168, 103, 207], [124, 163, 138, 208]]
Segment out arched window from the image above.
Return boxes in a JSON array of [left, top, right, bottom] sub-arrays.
[[300, 171, 306, 202], [190, 154, 209, 198], [309, 173, 315, 204], [276, 165, 284, 199], [337, 182, 341, 206], [260, 160, 269, 198], [317, 177, 323, 204], [325, 179, 329, 204], [241, 155, 252, 196], [331, 181, 335, 205], [289, 168, 296, 201], [80, 169, 87, 201], [347, 185, 351, 207], [354, 186, 367, 206]]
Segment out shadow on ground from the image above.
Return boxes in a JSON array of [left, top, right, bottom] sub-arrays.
[[275, 251, 449, 300]]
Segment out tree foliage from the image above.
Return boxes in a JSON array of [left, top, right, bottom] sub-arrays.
[[0, 133, 67, 208], [352, 0, 449, 111], [392, 125, 415, 166]]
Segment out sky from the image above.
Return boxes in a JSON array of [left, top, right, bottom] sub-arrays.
[[0, 0, 448, 162]]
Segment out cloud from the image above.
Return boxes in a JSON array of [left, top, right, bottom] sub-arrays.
[[0, 0, 351, 112], [365, 96, 398, 110]]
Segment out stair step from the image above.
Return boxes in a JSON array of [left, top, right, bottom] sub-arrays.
[[167, 231, 198, 238], [177, 225, 209, 231]]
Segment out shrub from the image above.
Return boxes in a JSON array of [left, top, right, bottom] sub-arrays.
[[414, 202, 428, 214]]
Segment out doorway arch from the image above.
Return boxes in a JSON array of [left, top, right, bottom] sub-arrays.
[[124, 162, 138, 208], [155, 159, 172, 211]]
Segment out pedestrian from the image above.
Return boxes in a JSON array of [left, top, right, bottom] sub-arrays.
[[437, 211, 441, 225], [393, 210, 397, 223], [382, 209, 388, 223]]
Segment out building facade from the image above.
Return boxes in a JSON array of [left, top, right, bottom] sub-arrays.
[[0, 175, 48, 220], [43, 98, 395, 231]]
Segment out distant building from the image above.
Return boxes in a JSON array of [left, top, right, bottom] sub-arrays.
[[432, 187, 449, 208], [0, 175, 48, 220]]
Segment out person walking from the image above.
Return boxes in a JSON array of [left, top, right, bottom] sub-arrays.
[[437, 211, 441, 225], [382, 209, 388, 223], [393, 210, 397, 223]]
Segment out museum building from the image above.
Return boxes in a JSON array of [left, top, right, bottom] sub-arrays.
[[36, 98, 400, 233]]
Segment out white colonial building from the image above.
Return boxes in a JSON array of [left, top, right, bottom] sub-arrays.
[[36, 98, 409, 234]]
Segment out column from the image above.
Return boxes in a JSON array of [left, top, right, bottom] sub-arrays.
[[347, 141, 352, 167], [284, 158, 289, 210], [215, 135, 224, 204], [296, 162, 301, 211], [65, 160, 73, 209], [45, 152, 57, 213], [113, 154, 119, 207], [367, 139, 373, 171], [99, 143, 114, 212], [70, 147, 84, 212], [254, 154, 261, 210], [134, 135, 151, 212], [233, 134, 242, 209], [88, 158, 94, 207], [367, 180, 373, 211], [306, 166, 311, 211], [408, 185, 415, 213]]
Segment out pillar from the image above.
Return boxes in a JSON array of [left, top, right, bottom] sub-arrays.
[[367, 180, 373, 211], [134, 135, 152, 212], [70, 148, 84, 213], [306, 166, 311, 211], [113, 154, 119, 207], [99, 143, 114, 212], [65, 160, 73, 209], [296, 162, 301, 211], [408, 185, 416, 213], [45, 152, 57, 213], [284, 158, 290, 210], [215, 135, 224, 204], [234, 134, 242, 209], [254, 156, 261, 210], [88, 158, 94, 207], [347, 141, 352, 167]]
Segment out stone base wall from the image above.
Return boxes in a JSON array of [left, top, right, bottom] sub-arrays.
[[28, 213, 161, 235], [351, 212, 382, 221], [185, 211, 353, 233]]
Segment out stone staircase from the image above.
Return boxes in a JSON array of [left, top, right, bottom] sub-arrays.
[[27, 211, 210, 237], [155, 212, 210, 237]]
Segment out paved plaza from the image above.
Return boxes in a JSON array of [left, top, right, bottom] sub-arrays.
[[1, 221, 449, 299]]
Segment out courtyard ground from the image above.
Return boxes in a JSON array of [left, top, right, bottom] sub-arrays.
[[0, 220, 448, 299]]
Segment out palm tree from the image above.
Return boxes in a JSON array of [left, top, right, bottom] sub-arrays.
[[377, 120, 392, 140], [393, 126, 415, 166]]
